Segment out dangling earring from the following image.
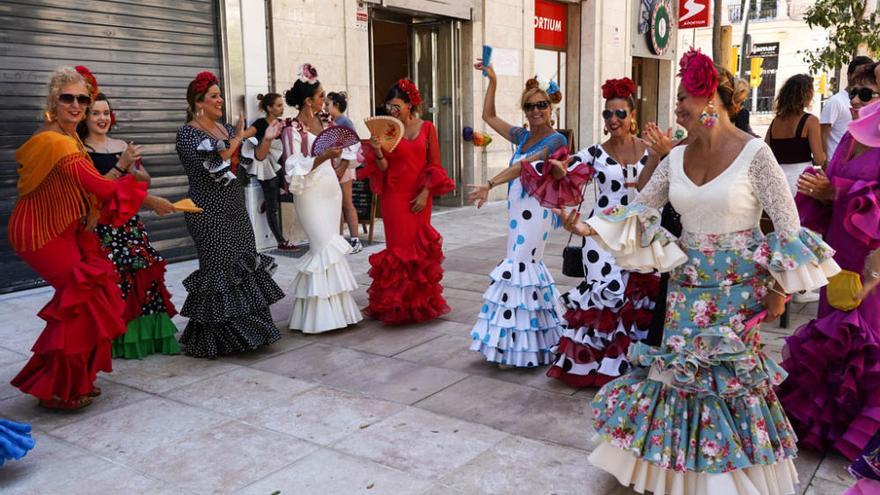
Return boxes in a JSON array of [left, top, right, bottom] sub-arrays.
[[44, 110, 55, 122], [197, 107, 204, 118], [699, 101, 719, 128], [630, 120, 639, 135], [603, 126, 609, 136]]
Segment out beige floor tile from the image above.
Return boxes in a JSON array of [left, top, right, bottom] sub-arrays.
[[252, 342, 387, 382], [316, 319, 446, 357], [322, 357, 467, 405], [813, 451, 855, 486], [102, 354, 242, 395]]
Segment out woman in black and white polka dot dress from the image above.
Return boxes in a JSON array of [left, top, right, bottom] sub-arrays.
[[546, 78, 662, 386], [175, 72, 284, 359]]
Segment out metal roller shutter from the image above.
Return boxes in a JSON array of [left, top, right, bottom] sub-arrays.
[[0, 0, 222, 293]]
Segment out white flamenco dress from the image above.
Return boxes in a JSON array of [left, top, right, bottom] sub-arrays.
[[282, 123, 362, 333]]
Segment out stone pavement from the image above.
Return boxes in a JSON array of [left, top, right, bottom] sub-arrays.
[[0, 202, 856, 494]]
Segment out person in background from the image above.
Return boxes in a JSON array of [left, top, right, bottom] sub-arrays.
[[821, 56, 874, 159], [732, 77, 754, 135], [78, 92, 180, 359], [326, 91, 363, 254]]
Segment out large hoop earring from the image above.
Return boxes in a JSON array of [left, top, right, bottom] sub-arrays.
[[603, 126, 609, 136], [699, 101, 719, 128], [630, 120, 639, 135], [197, 107, 205, 117], [44, 110, 55, 122]]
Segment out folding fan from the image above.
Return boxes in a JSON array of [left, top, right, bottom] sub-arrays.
[[311, 125, 361, 157], [364, 116, 404, 153]]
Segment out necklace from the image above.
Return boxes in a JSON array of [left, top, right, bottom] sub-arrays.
[[192, 118, 228, 141]]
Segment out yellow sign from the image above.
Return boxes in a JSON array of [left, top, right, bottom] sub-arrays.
[[750, 57, 764, 88]]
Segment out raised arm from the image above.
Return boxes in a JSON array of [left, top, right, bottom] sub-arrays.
[[475, 62, 516, 142]]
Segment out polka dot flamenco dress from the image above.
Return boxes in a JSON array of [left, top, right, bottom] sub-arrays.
[[546, 144, 660, 387], [469, 126, 567, 367], [175, 125, 284, 358]]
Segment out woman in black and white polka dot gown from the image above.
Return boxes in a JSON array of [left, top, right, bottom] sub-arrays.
[[546, 78, 661, 386]]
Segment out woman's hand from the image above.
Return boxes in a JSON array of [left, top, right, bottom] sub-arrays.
[[643, 123, 673, 157], [859, 249, 880, 299], [552, 208, 596, 237], [144, 195, 176, 216], [762, 287, 787, 321], [467, 184, 490, 208], [547, 156, 572, 180], [410, 189, 429, 213], [369, 136, 383, 153], [234, 111, 245, 139], [317, 147, 342, 165], [118, 142, 142, 170], [474, 60, 497, 83], [797, 169, 834, 202], [264, 120, 283, 140]]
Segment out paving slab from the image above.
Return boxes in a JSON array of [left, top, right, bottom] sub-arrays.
[[321, 357, 468, 405]]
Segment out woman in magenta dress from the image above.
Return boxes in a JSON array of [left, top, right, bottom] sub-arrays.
[[359, 79, 455, 324], [778, 62, 880, 461]]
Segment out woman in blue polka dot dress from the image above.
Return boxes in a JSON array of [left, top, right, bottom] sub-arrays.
[[467, 63, 568, 367]]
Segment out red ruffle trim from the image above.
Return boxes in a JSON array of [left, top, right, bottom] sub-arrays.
[[357, 146, 388, 195], [520, 148, 595, 209], [121, 260, 178, 322], [11, 234, 125, 401], [418, 166, 455, 197], [99, 175, 148, 227], [364, 224, 451, 325], [545, 331, 633, 388]]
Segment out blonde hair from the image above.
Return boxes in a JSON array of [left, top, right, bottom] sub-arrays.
[[44, 67, 92, 122], [732, 78, 750, 117]]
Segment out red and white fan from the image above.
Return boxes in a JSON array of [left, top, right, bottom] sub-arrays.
[[310, 125, 361, 157], [364, 116, 404, 153]]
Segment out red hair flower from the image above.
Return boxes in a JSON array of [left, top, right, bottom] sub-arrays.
[[192, 71, 219, 95], [601, 78, 636, 101], [397, 78, 423, 107], [75, 65, 99, 100], [678, 48, 718, 98]]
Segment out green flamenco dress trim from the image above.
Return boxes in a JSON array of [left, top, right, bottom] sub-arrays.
[[112, 313, 181, 359]]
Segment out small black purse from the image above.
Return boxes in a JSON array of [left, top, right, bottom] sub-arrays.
[[561, 181, 591, 278]]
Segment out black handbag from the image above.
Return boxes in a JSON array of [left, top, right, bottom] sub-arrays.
[[561, 181, 591, 278]]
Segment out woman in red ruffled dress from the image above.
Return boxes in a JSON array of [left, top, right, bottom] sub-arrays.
[[8, 66, 174, 409], [359, 79, 455, 324]]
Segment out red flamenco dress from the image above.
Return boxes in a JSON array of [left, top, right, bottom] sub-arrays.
[[7, 131, 147, 404], [358, 120, 454, 324]]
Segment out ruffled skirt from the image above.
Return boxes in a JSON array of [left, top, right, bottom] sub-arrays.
[[777, 291, 880, 460], [0, 419, 35, 466], [364, 224, 450, 325], [179, 252, 284, 358]]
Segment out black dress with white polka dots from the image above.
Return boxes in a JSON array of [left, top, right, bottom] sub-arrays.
[[175, 124, 284, 358]]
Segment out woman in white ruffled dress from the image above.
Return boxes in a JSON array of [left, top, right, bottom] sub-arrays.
[[280, 64, 362, 333]]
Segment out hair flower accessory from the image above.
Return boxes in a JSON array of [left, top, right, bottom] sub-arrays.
[[678, 47, 718, 98], [298, 63, 319, 84], [601, 78, 636, 100], [74, 65, 99, 100], [192, 71, 219, 95], [397, 78, 423, 106]]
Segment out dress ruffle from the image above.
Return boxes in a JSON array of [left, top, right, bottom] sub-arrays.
[[98, 175, 148, 227], [469, 259, 563, 367], [363, 224, 450, 325], [778, 304, 880, 460], [0, 419, 35, 467], [547, 272, 660, 387], [112, 313, 181, 359], [752, 228, 841, 293], [418, 165, 455, 197], [588, 441, 798, 495], [837, 178, 880, 248], [520, 149, 595, 208], [288, 235, 362, 333], [179, 252, 284, 358], [587, 204, 688, 273], [11, 235, 125, 401]]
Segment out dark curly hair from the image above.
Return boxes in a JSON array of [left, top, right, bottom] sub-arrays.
[[850, 61, 879, 87], [257, 92, 282, 113], [327, 92, 348, 113], [285, 80, 320, 109], [774, 74, 814, 118]]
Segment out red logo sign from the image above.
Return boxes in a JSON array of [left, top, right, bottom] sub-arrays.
[[535, 0, 567, 51], [678, 0, 710, 29]]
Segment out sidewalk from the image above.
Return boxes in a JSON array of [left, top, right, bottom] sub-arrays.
[[0, 202, 854, 494]]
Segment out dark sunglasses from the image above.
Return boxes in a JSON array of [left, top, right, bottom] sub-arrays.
[[58, 93, 92, 105], [522, 101, 550, 112], [849, 87, 880, 102], [602, 109, 629, 120]]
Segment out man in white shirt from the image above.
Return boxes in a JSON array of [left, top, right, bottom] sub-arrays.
[[821, 56, 874, 159]]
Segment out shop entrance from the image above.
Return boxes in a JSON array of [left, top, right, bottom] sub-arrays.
[[632, 57, 660, 133], [369, 9, 463, 205]]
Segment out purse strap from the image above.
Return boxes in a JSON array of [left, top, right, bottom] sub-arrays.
[[564, 178, 591, 248]]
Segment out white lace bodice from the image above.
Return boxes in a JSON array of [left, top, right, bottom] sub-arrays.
[[633, 139, 801, 236]]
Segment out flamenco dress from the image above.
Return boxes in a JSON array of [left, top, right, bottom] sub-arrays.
[[585, 140, 839, 495], [844, 430, 880, 495], [545, 144, 661, 386], [8, 131, 147, 402], [358, 120, 454, 324], [778, 131, 880, 460], [280, 119, 362, 332], [0, 418, 34, 466], [468, 126, 568, 367], [175, 125, 284, 358], [89, 152, 180, 358]]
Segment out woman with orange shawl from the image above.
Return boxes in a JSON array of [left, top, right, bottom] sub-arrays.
[[8, 66, 174, 410]]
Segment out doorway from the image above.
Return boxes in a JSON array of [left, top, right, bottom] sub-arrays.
[[632, 57, 660, 134], [369, 9, 463, 205]]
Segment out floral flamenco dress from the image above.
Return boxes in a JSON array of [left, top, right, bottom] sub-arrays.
[[545, 144, 661, 387], [175, 125, 284, 358], [778, 131, 880, 461], [8, 131, 147, 402], [358, 120, 454, 324], [584, 139, 839, 495], [468, 127, 568, 367], [89, 152, 180, 358]]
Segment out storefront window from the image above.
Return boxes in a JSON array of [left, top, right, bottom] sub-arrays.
[[534, 0, 568, 129]]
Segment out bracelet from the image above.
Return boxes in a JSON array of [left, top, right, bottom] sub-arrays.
[[113, 165, 127, 174], [376, 154, 385, 161], [768, 286, 787, 298], [487, 179, 496, 189]]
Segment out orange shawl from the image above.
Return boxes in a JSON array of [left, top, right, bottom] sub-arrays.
[[10, 132, 96, 251]]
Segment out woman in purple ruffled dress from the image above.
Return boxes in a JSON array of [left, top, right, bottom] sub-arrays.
[[778, 62, 880, 461]]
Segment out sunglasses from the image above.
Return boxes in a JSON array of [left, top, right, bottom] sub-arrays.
[[522, 101, 550, 112], [385, 103, 402, 113], [849, 87, 880, 102], [58, 93, 92, 105], [602, 109, 629, 120]]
